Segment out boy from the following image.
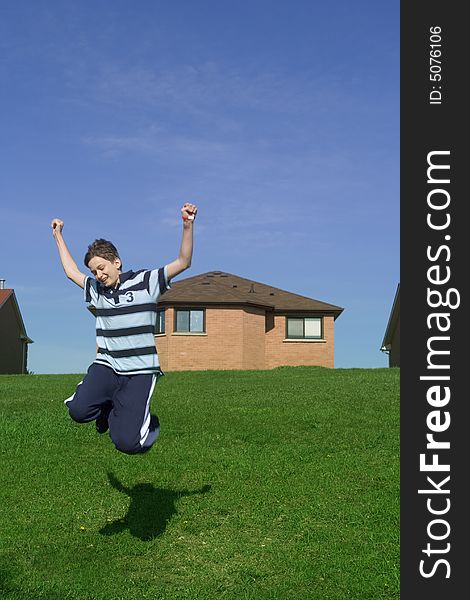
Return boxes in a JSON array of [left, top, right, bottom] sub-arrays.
[[51, 203, 197, 455]]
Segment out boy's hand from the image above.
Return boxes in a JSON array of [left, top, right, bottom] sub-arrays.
[[181, 203, 197, 222], [51, 218, 64, 238]]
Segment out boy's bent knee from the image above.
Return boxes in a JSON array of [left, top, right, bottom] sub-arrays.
[[111, 434, 143, 455], [67, 402, 94, 424]]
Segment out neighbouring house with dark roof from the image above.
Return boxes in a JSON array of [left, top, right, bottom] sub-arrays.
[[153, 271, 343, 371], [381, 283, 400, 367], [0, 280, 34, 374]]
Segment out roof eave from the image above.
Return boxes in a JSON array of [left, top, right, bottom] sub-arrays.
[[275, 307, 344, 318], [381, 283, 400, 348], [158, 299, 276, 310], [159, 300, 343, 316], [4, 291, 32, 341]]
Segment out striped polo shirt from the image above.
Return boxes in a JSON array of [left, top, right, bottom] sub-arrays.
[[84, 267, 170, 375]]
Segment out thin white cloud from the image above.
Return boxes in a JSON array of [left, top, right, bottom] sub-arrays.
[[80, 61, 337, 117], [83, 130, 233, 161]]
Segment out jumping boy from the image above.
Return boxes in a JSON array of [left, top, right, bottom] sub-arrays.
[[51, 203, 197, 455]]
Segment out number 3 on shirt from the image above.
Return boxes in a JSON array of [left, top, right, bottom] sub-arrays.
[[125, 291, 134, 303]]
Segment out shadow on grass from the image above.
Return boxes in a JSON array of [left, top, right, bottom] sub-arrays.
[[99, 472, 211, 541]]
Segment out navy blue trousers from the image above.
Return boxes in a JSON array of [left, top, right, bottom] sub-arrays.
[[65, 363, 160, 454]]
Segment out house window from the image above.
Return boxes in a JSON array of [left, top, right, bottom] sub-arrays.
[[175, 309, 205, 333], [156, 309, 165, 334], [286, 317, 322, 339]]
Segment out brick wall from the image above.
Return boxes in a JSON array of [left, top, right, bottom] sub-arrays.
[[155, 306, 335, 371], [265, 314, 335, 369], [242, 306, 266, 370], [157, 306, 245, 371]]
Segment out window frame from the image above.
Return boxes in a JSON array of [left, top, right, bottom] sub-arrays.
[[285, 315, 323, 340], [174, 307, 206, 333], [155, 308, 166, 335]]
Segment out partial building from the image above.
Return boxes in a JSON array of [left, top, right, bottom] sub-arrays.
[[0, 280, 34, 374], [381, 283, 400, 367], [154, 271, 343, 371]]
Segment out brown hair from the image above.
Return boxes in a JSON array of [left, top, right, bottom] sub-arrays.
[[84, 239, 122, 269]]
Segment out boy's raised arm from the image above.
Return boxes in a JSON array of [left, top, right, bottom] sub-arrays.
[[166, 203, 198, 281], [51, 218, 87, 289]]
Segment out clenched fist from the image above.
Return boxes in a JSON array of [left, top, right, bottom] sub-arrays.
[[181, 203, 198, 222], [51, 218, 64, 237]]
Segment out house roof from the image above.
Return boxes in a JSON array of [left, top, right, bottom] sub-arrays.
[[159, 271, 344, 318], [381, 283, 399, 351], [0, 288, 34, 343], [0, 289, 13, 310]]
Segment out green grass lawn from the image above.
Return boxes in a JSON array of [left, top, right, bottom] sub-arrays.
[[0, 367, 399, 600]]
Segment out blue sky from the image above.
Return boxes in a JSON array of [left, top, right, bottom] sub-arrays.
[[0, 0, 399, 374]]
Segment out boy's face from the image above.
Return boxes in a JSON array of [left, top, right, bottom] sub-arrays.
[[88, 256, 122, 288]]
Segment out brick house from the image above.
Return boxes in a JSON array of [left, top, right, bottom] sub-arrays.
[[154, 271, 343, 371], [0, 280, 34, 374]]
